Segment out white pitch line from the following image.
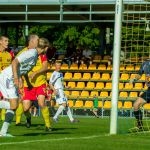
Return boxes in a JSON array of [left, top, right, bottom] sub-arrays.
[[0, 134, 109, 146]]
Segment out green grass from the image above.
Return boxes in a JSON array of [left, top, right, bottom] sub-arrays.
[[0, 116, 150, 150]]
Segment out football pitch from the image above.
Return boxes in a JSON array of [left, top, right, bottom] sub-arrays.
[[0, 117, 150, 150]]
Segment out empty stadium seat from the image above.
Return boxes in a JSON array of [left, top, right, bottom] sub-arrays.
[[98, 64, 106, 70], [90, 91, 99, 97], [101, 73, 110, 80], [118, 101, 123, 109], [103, 101, 111, 109], [120, 65, 125, 71], [81, 91, 89, 97], [71, 91, 80, 98], [70, 63, 78, 70], [107, 65, 112, 70], [68, 100, 74, 107], [61, 64, 69, 70], [76, 82, 85, 89], [126, 65, 134, 71], [68, 82, 76, 88], [95, 82, 104, 89], [143, 103, 150, 110], [85, 82, 95, 89], [139, 74, 146, 80], [88, 64, 96, 70], [123, 102, 132, 109], [134, 83, 143, 90], [119, 92, 128, 98], [93, 55, 102, 63], [64, 91, 70, 96], [105, 82, 112, 89], [100, 92, 109, 98], [64, 72, 72, 80], [84, 101, 93, 108], [92, 73, 100, 80], [98, 101, 103, 108], [79, 64, 87, 70], [124, 83, 133, 90], [130, 92, 138, 98], [130, 74, 137, 79], [120, 73, 129, 80], [119, 83, 124, 90], [73, 73, 82, 79], [82, 73, 91, 80], [135, 65, 140, 71], [51, 65, 55, 70], [74, 100, 83, 108], [103, 55, 111, 60]]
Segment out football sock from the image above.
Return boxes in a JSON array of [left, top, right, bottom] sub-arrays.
[[134, 110, 142, 121], [1, 109, 6, 121], [41, 106, 51, 128], [16, 103, 23, 124], [0, 100, 10, 109], [0, 110, 14, 135], [53, 105, 65, 119], [24, 110, 31, 119], [66, 106, 74, 121]]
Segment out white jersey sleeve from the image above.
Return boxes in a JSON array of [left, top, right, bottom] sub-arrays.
[[49, 71, 58, 85]]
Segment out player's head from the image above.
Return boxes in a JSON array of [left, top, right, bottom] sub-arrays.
[[36, 38, 50, 54], [0, 35, 9, 51], [28, 34, 39, 48], [55, 62, 61, 71]]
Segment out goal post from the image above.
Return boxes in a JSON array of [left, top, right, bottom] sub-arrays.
[[110, 0, 123, 135]]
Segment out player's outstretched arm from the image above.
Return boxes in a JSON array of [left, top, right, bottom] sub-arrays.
[[129, 74, 141, 84], [49, 83, 57, 96]]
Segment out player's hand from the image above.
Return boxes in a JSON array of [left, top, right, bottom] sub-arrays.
[[29, 72, 37, 80], [53, 89, 58, 96], [65, 86, 71, 89], [129, 78, 135, 84], [14, 78, 19, 88]]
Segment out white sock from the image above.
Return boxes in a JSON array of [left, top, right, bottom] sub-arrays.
[[0, 100, 10, 109], [66, 107, 74, 122], [0, 110, 14, 135], [53, 105, 65, 119]]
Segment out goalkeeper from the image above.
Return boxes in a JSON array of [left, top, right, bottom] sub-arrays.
[[130, 60, 150, 129]]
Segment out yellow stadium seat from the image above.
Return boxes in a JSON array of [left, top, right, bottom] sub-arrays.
[[73, 73, 82, 79], [130, 74, 137, 79], [118, 101, 123, 109], [64, 91, 70, 97], [47, 72, 52, 80], [98, 64, 106, 70], [123, 102, 132, 109], [71, 91, 80, 98], [95, 82, 104, 89], [107, 65, 112, 70], [93, 55, 102, 61], [105, 82, 112, 89], [85, 82, 95, 89], [134, 83, 143, 90], [90, 91, 99, 97], [101, 73, 110, 80], [119, 92, 128, 98], [51, 65, 55, 70], [74, 100, 83, 108], [64, 82, 66, 87], [124, 83, 133, 90], [103, 55, 111, 60], [120, 65, 125, 71], [98, 101, 103, 108], [100, 92, 108, 98], [103, 101, 111, 109], [76, 82, 85, 89], [79, 64, 87, 70], [82, 73, 91, 80], [84, 101, 93, 108], [88, 64, 96, 70], [119, 83, 124, 90], [70, 63, 78, 70], [61, 64, 69, 70], [64, 72, 72, 80], [68, 100, 74, 108], [120, 73, 129, 80], [130, 92, 138, 98], [126, 65, 134, 71], [135, 65, 140, 71], [139, 74, 146, 81], [143, 84, 148, 90], [92, 73, 100, 80], [81, 91, 89, 97], [143, 103, 150, 110], [68, 82, 76, 88]]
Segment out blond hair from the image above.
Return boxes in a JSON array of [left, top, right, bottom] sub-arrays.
[[37, 38, 50, 49]]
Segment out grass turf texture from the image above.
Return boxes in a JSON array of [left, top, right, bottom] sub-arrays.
[[0, 117, 150, 150]]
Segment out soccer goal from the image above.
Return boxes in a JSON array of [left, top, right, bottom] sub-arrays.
[[110, 0, 150, 134]]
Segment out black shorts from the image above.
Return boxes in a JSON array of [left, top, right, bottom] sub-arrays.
[[140, 88, 150, 103], [31, 101, 39, 109]]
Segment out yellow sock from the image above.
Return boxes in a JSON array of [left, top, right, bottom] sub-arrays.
[[1, 109, 6, 121], [16, 103, 23, 124], [41, 106, 51, 128]]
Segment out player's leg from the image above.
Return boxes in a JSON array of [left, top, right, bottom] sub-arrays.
[[1, 109, 6, 121], [133, 97, 146, 129], [93, 108, 99, 118], [15, 101, 23, 125]]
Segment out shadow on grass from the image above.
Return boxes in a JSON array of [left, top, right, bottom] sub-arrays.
[[22, 132, 71, 136]]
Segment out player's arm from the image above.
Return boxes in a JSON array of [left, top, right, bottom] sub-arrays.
[[24, 74, 33, 89], [49, 73, 57, 95]]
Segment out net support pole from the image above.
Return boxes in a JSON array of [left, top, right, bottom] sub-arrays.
[[110, 0, 123, 135]]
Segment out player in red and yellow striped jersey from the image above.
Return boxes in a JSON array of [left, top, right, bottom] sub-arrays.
[[0, 35, 14, 121]]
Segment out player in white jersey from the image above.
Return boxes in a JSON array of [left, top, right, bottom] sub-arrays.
[[0, 38, 50, 137], [49, 62, 79, 123]]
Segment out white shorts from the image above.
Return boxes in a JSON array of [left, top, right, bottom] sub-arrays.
[[55, 89, 68, 105], [0, 73, 19, 99]]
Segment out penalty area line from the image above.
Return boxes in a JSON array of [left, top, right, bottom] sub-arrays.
[[0, 134, 109, 146]]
